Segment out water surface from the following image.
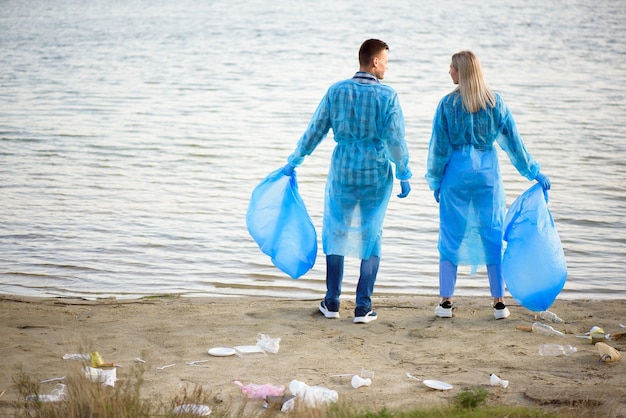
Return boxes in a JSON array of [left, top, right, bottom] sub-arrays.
[[1, 0, 625, 301]]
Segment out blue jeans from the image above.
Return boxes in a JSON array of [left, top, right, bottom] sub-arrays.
[[324, 254, 380, 313]]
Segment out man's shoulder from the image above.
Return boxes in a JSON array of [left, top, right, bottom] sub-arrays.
[[329, 77, 361, 87], [328, 78, 397, 94]]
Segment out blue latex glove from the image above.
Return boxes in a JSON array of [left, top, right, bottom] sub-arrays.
[[282, 163, 295, 176], [535, 172, 551, 190], [397, 180, 411, 198], [434, 188, 440, 203]]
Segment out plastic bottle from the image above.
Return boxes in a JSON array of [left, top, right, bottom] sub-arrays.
[[538, 344, 577, 357], [532, 322, 565, 337], [539, 310, 564, 323]]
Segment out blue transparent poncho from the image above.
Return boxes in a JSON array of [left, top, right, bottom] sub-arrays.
[[288, 74, 411, 259], [425, 92, 540, 269]]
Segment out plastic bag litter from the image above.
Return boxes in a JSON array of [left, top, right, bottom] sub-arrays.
[[233, 380, 285, 399], [503, 184, 567, 311], [84, 366, 117, 387], [26, 384, 67, 402], [246, 168, 317, 279], [257, 333, 281, 354]]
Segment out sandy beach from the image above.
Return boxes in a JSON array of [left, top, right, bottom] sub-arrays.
[[1, 294, 624, 416]]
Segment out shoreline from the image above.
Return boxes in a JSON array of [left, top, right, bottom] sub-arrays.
[[1, 294, 624, 415]]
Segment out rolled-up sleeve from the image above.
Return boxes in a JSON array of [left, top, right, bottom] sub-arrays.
[[287, 94, 332, 167], [495, 97, 540, 180], [383, 93, 412, 181]]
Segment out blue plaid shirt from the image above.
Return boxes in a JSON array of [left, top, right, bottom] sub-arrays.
[[287, 71, 411, 259], [288, 72, 412, 182]]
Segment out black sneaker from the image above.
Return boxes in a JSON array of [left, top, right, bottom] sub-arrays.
[[435, 300, 453, 318], [319, 301, 339, 319]]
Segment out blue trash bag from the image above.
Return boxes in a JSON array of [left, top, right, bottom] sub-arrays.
[[502, 183, 567, 311], [246, 168, 317, 279]]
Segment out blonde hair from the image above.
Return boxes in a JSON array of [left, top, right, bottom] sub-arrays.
[[451, 51, 495, 113]]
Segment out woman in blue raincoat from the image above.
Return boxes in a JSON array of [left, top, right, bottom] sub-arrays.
[[282, 39, 412, 324], [425, 50, 550, 320]]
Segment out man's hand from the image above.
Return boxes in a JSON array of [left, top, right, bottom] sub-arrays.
[[397, 180, 411, 198]]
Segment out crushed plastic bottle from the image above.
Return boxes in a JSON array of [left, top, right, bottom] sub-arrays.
[[538, 344, 577, 357], [281, 380, 338, 411], [351, 375, 372, 388], [539, 310, 564, 323], [532, 322, 565, 337]]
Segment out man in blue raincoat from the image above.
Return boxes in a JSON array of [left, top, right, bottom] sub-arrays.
[[425, 50, 551, 320], [282, 39, 412, 324]]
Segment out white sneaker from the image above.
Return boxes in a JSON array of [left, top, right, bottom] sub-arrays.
[[494, 302, 510, 319], [435, 301, 453, 318]]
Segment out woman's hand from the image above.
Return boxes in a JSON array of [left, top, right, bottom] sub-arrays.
[[535, 172, 551, 190]]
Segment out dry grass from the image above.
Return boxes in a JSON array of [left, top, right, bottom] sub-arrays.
[[5, 364, 617, 418]]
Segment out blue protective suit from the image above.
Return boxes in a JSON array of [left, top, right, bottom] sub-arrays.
[[288, 72, 412, 259], [425, 92, 540, 269]]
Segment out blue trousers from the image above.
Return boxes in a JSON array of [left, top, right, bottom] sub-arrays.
[[324, 254, 380, 311], [439, 260, 505, 298]]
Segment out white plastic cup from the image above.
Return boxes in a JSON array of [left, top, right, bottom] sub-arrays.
[[489, 373, 509, 388]]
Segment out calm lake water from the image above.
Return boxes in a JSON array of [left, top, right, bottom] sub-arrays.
[[1, 0, 625, 301]]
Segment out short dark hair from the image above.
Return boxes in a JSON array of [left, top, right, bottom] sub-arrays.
[[359, 39, 389, 67]]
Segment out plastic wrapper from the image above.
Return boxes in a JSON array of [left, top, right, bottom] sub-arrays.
[[233, 380, 285, 399], [247, 169, 317, 279], [173, 404, 211, 416], [503, 184, 567, 311]]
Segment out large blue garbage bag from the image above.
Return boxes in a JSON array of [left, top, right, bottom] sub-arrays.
[[246, 168, 317, 279], [503, 183, 567, 311]]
